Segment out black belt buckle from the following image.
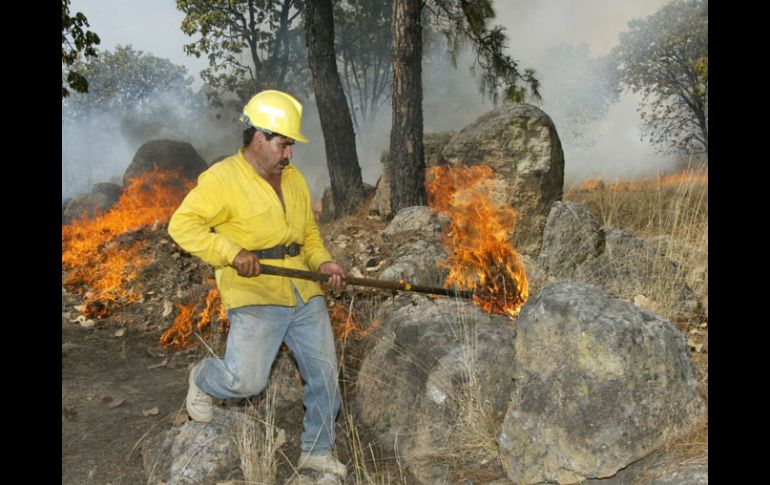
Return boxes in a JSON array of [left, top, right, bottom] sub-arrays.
[[286, 243, 301, 257], [253, 243, 301, 259]]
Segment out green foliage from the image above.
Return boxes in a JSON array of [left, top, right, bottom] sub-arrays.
[[334, 0, 393, 133], [176, 0, 309, 106], [427, 0, 540, 104], [611, 0, 708, 155], [61, 0, 101, 98]]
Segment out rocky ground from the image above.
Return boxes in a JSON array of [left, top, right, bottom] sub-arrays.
[[61, 212, 393, 485], [61, 206, 708, 485]]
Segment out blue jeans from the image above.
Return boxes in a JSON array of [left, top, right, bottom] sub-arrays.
[[192, 288, 340, 454]]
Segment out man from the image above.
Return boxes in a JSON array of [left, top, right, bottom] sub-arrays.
[[168, 90, 347, 477]]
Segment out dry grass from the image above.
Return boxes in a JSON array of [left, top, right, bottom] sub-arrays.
[[566, 161, 709, 464], [565, 161, 708, 323], [236, 391, 280, 484]]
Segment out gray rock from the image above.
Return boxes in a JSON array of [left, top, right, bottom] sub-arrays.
[[498, 281, 706, 484], [379, 239, 448, 287], [63, 182, 123, 223], [267, 351, 305, 407], [123, 139, 208, 186], [144, 352, 302, 485], [442, 103, 565, 256], [537, 202, 702, 321], [378, 206, 450, 286], [538, 201, 604, 275], [142, 409, 246, 485], [582, 451, 707, 485], [356, 296, 517, 484], [382, 206, 446, 239]]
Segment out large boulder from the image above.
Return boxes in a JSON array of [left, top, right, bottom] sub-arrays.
[[356, 295, 517, 484], [143, 409, 248, 485], [442, 103, 565, 256], [378, 206, 449, 286], [379, 239, 448, 287], [370, 132, 455, 219], [123, 139, 208, 186], [497, 281, 706, 484], [143, 352, 305, 485], [537, 201, 605, 276], [381, 206, 446, 239], [537, 202, 702, 321], [62, 182, 123, 224]]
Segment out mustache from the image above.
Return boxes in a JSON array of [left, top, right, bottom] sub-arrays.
[[279, 159, 290, 166]]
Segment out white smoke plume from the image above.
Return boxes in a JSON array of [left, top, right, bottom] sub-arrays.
[[64, 0, 686, 204]]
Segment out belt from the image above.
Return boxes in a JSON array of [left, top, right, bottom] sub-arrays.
[[251, 242, 302, 259]]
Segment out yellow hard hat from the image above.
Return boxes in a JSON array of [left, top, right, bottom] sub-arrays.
[[240, 90, 309, 143]]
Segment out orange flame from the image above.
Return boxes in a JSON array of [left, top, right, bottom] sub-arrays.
[[426, 164, 528, 318], [62, 168, 194, 318], [160, 280, 229, 350], [329, 302, 366, 339], [575, 168, 708, 192]]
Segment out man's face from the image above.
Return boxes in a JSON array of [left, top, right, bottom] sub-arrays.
[[254, 132, 295, 178]]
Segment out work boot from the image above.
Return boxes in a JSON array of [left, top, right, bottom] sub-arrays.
[[298, 452, 347, 477], [186, 367, 213, 422]]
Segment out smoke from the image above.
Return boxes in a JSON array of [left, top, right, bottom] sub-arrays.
[[62, 111, 133, 200], [61, 89, 243, 202], [63, 0, 684, 204], [493, 0, 681, 181], [316, 0, 682, 198]]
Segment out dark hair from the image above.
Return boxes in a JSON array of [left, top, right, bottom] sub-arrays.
[[243, 127, 278, 146]]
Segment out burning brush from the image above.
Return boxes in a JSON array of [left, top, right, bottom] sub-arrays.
[[426, 164, 529, 318]]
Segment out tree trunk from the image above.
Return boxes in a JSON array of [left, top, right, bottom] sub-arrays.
[[388, 0, 426, 215], [305, 0, 366, 219]]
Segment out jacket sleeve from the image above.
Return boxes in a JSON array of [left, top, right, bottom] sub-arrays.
[[298, 177, 333, 271], [168, 170, 243, 268]]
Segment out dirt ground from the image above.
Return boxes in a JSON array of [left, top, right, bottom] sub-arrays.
[[61, 284, 386, 485], [62, 291, 194, 485], [60, 213, 391, 485]]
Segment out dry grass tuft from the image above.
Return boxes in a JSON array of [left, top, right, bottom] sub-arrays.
[[565, 161, 708, 324], [236, 391, 280, 484], [567, 161, 708, 464]]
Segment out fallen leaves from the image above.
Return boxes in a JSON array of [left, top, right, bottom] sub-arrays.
[[142, 407, 159, 417], [172, 410, 189, 427], [102, 396, 126, 409], [71, 314, 96, 328], [62, 406, 77, 420], [162, 300, 174, 317]]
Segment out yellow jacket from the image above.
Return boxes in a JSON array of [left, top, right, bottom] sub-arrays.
[[168, 148, 333, 309]]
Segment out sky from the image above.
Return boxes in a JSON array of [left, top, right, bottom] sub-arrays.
[[65, 0, 682, 200]]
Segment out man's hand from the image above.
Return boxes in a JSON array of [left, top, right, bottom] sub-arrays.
[[232, 249, 261, 277], [319, 261, 346, 291]]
